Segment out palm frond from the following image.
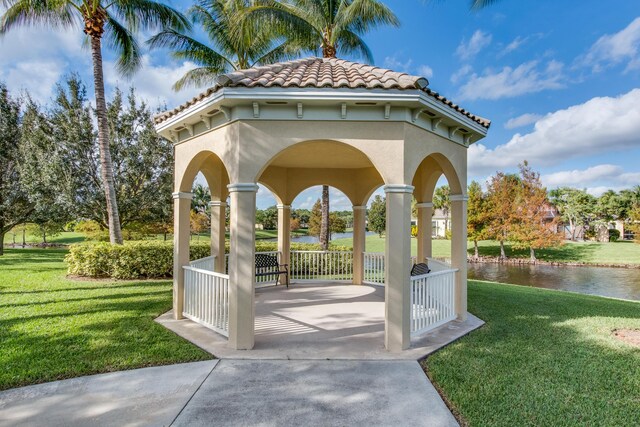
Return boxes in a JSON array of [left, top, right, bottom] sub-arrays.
[[147, 29, 232, 71], [172, 66, 229, 91], [110, 0, 190, 33], [335, 0, 399, 37], [0, 0, 78, 35], [337, 29, 373, 63], [104, 13, 141, 76]]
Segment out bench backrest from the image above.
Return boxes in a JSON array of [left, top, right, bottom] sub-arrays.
[[255, 253, 279, 270], [410, 262, 430, 276]]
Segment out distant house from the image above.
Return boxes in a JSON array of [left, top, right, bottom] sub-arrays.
[[432, 209, 451, 238]]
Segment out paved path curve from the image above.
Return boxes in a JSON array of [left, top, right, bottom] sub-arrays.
[[0, 360, 458, 427]]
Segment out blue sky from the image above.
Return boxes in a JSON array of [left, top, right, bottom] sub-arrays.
[[1, 0, 639, 210]]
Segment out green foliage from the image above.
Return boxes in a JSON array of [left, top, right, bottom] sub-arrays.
[[308, 199, 323, 237], [0, 82, 31, 254], [329, 212, 346, 234], [66, 240, 350, 279], [609, 229, 621, 242], [75, 220, 109, 241], [549, 187, 597, 240], [411, 224, 418, 238], [147, 0, 301, 91], [256, 205, 278, 230], [368, 195, 386, 236], [248, 0, 400, 61]]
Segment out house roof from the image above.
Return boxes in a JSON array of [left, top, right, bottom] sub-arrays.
[[154, 57, 490, 128]]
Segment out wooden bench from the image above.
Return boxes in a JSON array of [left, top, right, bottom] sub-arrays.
[[255, 253, 289, 288], [410, 262, 430, 277]]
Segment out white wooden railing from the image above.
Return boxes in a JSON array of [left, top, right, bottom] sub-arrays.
[[183, 265, 229, 337], [410, 268, 457, 336], [289, 250, 353, 282], [363, 253, 418, 285], [189, 256, 215, 271]]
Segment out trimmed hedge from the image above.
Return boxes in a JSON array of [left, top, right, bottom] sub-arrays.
[[65, 240, 351, 279]]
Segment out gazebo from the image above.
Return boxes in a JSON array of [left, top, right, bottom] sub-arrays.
[[154, 57, 490, 352]]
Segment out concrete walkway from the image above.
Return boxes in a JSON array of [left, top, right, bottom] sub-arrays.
[[0, 360, 458, 427], [157, 283, 483, 360]]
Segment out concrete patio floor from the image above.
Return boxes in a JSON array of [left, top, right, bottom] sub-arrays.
[[157, 282, 484, 360]]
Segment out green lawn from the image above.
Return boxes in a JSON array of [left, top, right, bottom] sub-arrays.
[[330, 235, 640, 265], [423, 281, 640, 426], [0, 249, 211, 391], [3, 231, 86, 245]]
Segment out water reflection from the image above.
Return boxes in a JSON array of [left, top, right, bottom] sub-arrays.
[[468, 262, 640, 301]]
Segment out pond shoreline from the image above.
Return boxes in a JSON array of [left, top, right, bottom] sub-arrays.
[[467, 256, 640, 269]]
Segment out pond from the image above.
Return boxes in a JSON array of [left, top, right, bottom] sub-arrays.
[[468, 262, 640, 301], [288, 231, 377, 244]]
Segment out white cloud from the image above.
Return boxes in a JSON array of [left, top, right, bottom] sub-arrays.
[[383, 56, 413, 72], [542, 164, 622, 188], [417, 65, 434, 79], [469, 88, 640, 176], [580, 17, 640, 73], [104, 55, 203, 109], [541, 165, 640, 196], [450, 65, 473, 84], [458, 60, 565, 100], [0, 27, 86, 102], [456, 30, 492, 60], [502, 36, 526, 55], [504, 113, 543, 129]]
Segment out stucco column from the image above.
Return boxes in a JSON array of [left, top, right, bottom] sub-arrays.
[[450, 194, 468, 321], [172, 191, 193, 320], [227, 183, 258, 349], [277, 204, 291, 283], [384, 184, 414, 352], [416, 202, 433, 263], [209, 201, 227, 273], [352, 205, 366, 285]]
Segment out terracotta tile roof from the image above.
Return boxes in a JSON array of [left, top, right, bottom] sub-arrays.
[[154, 57, 490, 128]]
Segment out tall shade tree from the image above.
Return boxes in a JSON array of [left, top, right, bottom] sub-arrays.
[[485, 172, 519, 259], [0, 0, 189, 244], [148, 0, 300, 91], [549, 187, 596, 241], [510, 162, 562, 262], [467, 181, 487, 260], [0, 83, 28, 255], [248, 0, 400, 243]]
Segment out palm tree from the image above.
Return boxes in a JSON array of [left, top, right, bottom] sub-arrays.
[[0, 0, 189, 244], [248, 0, 399, 248], [248, 0, 399, 60], [147, 0, 301, 91]]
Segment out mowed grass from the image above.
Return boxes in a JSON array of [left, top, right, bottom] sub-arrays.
[[0, 249, 211, 391], [331, 235, 640, 265], [3, 231, 86, 245], [423, 281, 640, 426]]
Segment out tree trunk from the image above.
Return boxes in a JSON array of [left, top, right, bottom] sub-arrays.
[[90, 36, 123, 245], [0, 231, 4, 255], [42, 230, 47, 244], [474, 240, 479, 260], [530, 247, 536, 262], [499, 240, 506, 260], [21, 229, 25, 247], [320, 185, 330, 250], [569, 218, 576, 241]]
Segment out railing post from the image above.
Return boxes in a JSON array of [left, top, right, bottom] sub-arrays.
[[172, 191, 193, 320], [451, 194, 468, 321]]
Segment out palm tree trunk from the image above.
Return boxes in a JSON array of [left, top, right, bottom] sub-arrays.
[[530, 247, 536, 262], [320, 185, 329, 250], [90, 37, 123, 245]]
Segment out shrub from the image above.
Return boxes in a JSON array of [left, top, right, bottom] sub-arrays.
[[66, 240, 352, 279], [608, 229, 620, 242], [411, 225, 418, 238]]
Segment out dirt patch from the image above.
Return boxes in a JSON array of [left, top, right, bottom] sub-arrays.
[[612, 329, 640, 347]]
